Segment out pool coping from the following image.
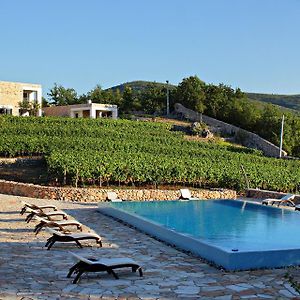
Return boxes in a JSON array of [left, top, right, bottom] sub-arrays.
[[98, 200, 300, 271]]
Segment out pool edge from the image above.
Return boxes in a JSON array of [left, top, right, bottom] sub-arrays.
[[98, 202, 300, 271]]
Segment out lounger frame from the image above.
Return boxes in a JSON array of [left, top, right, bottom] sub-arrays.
[[20, 202, 57, 215], [26, 210, 67, 223], [67, 258, 143, 283], [45, 231, 102, 250], [34, 218, 82, 235]]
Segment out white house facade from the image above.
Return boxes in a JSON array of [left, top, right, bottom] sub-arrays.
[[43, 102, 118, 119]]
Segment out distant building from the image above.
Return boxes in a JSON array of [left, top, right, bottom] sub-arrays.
[[0, 81, 42, 116], [43, 101, 118, 119]]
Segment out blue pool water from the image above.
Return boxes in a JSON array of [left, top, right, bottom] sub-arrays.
[[99, 199, 300, 270], [108, 200, 300, 251]]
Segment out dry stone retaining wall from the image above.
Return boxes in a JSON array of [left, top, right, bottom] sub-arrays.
[[0, 179, 236, 202], [174, 103, 287, 157]]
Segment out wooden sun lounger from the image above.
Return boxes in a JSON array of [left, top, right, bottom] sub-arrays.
[[25, 208, 68, 223], [67, 252, 143, 283], [20, 201, 57, 215], [45, 228, 102, 250], [34, 217, 82, 235]]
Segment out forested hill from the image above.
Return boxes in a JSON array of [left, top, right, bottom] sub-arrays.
[[108, 80, 177, 93], [109, 81, 300, 112], [246, 92, 300, 111]]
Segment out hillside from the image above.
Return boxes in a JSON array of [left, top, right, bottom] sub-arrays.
[[108, 80, 300, 112], [108, 80, 177, 93], [246, 92, 300, 111]]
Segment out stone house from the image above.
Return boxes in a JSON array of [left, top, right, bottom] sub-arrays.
[[0, 81, 42, 116], [43, 101, 118, 119]]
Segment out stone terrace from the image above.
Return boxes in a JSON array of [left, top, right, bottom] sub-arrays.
[[0, 194, 300, 299]]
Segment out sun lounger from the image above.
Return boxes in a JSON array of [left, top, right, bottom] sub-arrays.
[[106, 191, 122, 202], [67, 252, 143, 283], [262, 194, 295, 206], [179, 189, 199, 200], [34, 216, 82, 235], [44, 228, 102, 250], [25, 207, 68, 223], [20, 201, 57, 215]]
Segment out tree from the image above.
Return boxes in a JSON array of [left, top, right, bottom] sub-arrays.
[[203, 84, 219, 117], [256, 104, 282, 145], [141, 83, 165, 114], [175, 76, 206, 113], [18, 100, 41, 116], [47, 83, 78, 106], [113, 88, 123, 107], [120, 86, 135, 112], [87, 85, 103, 103], [42, 97, 49, 108]]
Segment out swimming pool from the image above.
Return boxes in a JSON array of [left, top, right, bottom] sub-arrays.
[[98, 199, 300, 270]]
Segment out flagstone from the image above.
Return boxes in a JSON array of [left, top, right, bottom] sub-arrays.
[[214, 296, 233, 300], [226, 284, 251, 292], [201, 285, 226, 292], [174, 285, 201, 294], [1, 194, 300, 299], [278, 289, 296, 298], [256, 294, 276, 298]]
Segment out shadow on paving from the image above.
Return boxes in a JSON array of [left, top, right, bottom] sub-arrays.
[[1, 228, 34, 233], [0, 217, 26, 222], [0, 211, 20, 215], [0, 238, 147, 299]]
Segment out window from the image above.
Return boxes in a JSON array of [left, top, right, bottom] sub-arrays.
[[23, 92, 29, 101], [0, 108, 12, 115]]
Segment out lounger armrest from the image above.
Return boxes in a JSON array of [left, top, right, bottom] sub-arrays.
[[70, 252, 95, 265], [35, 216, 48, 222], [45, 227, 64, 236]]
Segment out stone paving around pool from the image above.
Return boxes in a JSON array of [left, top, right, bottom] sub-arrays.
[[0, 194, 300, 299]]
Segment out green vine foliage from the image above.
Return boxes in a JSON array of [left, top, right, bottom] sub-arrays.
[[0, 116, 299, 191]]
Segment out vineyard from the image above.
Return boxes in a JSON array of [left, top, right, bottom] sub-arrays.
[[0, 116, 299, 192]]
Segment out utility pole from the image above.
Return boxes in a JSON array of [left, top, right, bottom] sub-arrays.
[[166, 80, 170, 115], [279, 114, 285, 158]]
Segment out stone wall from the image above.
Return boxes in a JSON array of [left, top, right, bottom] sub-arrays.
[[0, 81, 23, 115], [174, 103, 287, 157], [0, 81, 42, 116], [246, 188, 300, 204], [0, 179, 236, 202]]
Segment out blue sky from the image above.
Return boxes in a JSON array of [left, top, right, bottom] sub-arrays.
[[1, 0, 300, 96]]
